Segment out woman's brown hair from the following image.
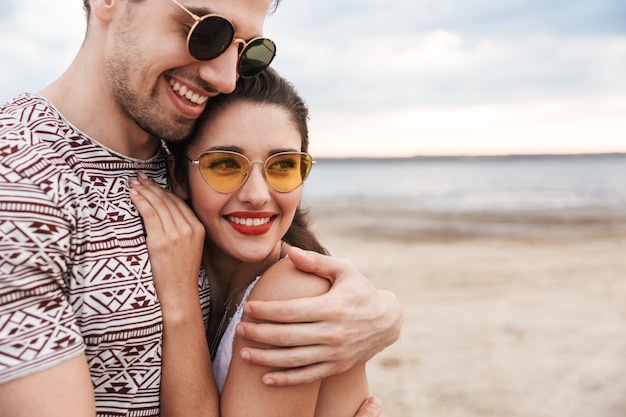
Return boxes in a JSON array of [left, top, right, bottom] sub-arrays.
[[166, 68, 328, 255]]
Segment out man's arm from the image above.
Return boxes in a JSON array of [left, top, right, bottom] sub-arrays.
[[0, 124, 97, 416], [236, 246, 402, 386], [0, 355, 95, 417]]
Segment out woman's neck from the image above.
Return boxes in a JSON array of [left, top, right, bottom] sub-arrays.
[[203, 241, 285, 311], [203, 241, 285, 358]]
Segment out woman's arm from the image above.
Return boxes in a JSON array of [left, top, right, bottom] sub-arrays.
[[237, 246, 402, 386], [221, 256, 368, 417], [130, 173, 219, 417]]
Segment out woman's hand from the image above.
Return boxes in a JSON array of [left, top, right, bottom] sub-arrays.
[[235, 246, 402, 386], [129, 172, 205, 313], [130, 172, 218, 417]]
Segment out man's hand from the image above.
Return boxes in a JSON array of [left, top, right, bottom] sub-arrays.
[[355, 397, 383, 417], [236, 246, 402, 386]]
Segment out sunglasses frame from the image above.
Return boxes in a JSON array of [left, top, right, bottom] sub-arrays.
[[187, 150, 315, 194], [170, 0, 276, 77]]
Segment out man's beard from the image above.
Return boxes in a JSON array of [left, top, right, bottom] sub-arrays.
[[104, 30, 195, 141]]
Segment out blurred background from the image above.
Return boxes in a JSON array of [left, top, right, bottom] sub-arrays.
[[2, 1, 625, 416], [1, 0, 624, 156]]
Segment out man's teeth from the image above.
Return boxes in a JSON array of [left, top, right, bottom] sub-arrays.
[[169, 79, 208, 105], [228, 217, 272, 227]]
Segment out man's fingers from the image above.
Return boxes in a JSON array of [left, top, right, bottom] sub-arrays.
[[261, 362, 336, 386], [286, 246, 356, 282], [238, 348, 340, 386], [239, 344, 324, 369], [243, 298, 320, 323], [354, 397, 383, 417], [236, 321, 337, 348], [243, 292, 341, 323], [283, 246, 325, 274]]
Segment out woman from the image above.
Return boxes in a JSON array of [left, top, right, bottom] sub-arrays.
[[130, 69, 368, 417]]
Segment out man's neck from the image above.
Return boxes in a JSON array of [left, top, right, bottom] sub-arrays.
[[39, 55, 160, 160]]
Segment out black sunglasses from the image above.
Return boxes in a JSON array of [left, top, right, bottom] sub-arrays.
[[171, 0, 276, 78]]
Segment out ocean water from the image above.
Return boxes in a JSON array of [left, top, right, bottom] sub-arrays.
[[301, 153, 626, 212]]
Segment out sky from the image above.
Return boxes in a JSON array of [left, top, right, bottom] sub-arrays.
[[0, 0, 625, 157]]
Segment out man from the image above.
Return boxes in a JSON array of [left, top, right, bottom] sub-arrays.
[[0, 0, 401, 416]]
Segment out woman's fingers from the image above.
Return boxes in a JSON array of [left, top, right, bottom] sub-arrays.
[[129, 173, 204, 309], [130, 174, 177, 232], [130, 174, 203, 238]]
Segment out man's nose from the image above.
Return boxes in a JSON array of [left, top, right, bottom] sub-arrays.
[[197, 44, 239, 94]]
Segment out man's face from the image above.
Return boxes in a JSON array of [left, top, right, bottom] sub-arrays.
[[104, 0, 273, 141]]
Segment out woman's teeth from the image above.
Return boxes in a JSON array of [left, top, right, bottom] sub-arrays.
[[228, 216, 272, 227]]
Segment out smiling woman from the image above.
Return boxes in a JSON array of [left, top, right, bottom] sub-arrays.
[[130, 68, 370, 417], [0, 1, 400, 416]]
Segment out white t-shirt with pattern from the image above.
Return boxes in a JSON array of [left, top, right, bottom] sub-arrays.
[[0, 94, 210, 417]]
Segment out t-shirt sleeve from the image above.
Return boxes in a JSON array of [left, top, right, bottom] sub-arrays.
[[0, 114, 85, 383]]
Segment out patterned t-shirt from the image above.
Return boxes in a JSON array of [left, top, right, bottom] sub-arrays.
[[0, 94, 210, 416]]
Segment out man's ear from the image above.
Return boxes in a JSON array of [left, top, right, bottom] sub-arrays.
[[89, 0, 117, 21], [167, 154, 191, 200]]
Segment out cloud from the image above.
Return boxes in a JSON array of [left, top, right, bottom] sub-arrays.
[[0, 1, 84, 100], [262, 0, 626, 156], [268, 0, 626, 109], [1, 0, 624, 156], [272, 0, 626, 36], [307, 95, 626, 157]]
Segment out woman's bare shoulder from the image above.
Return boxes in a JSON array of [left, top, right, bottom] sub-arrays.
[[250, 255, 331, 302]]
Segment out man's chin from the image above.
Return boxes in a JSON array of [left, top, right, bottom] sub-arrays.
[[142, 119, 195, 142]]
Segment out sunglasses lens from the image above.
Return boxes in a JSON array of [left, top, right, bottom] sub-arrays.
[[195, 152, 312, 193], [188, 16, 234, 60], [197, 152, 249, 193], [265, 153, 313, 192], [238, 38, 277, 78]]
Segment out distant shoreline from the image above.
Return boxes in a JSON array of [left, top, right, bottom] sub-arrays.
[[315, 152, 626, 163], [308, 203, 626, 243]]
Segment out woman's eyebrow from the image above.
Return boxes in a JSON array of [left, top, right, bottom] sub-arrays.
[[205, 145, 245, 153]]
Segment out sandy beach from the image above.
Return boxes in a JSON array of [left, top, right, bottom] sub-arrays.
[[307, 202, 626, 417]]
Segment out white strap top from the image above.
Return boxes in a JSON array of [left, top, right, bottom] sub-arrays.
[[212, 276, 261, 392]]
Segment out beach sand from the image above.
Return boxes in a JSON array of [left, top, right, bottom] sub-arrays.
[[306, 202, 626, 417]]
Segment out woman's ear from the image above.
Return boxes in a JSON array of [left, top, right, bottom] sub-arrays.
[[167, 154, 191, 200]]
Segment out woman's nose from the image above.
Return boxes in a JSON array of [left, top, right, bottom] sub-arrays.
[[237, 163, 271, 205]]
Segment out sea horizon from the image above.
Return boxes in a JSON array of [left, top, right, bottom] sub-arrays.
[[302, 152, 626, 212], [313, 151, 626, 162]]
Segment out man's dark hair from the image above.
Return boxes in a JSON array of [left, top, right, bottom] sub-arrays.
[[82, 0, 281, 21]]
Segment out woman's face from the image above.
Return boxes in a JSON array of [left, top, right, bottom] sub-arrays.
[[181, 102, 303, 263]]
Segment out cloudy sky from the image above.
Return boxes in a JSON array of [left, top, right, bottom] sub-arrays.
[[1, 0, 624, 157]]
